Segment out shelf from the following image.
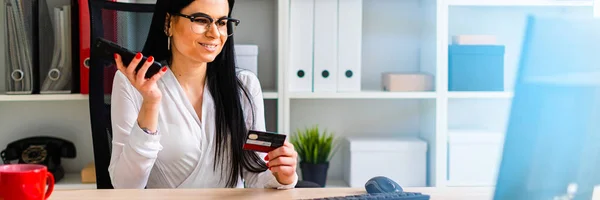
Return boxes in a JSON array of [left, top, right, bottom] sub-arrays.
[[55, 173, 97, 190], [325, 179, 351, 188], [447, 0, 593, 6], [289, 91, 437, 99], [447, 92, 513, 99], [262, 91, 278, 100], [0, 94, 89, 101]]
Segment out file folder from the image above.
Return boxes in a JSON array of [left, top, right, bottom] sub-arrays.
[[78, 0, 91, 94], [289, 0, 314, 92], [38, 0, 54, 92], [40, 5, 73, 93], [337, 0, 362, 92], [79, 0, 117, 95], [313, 0, 338, 92], [5, 0, 40, 94]]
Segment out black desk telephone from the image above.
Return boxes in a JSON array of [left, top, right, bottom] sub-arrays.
[[1, 136, 76, 182]]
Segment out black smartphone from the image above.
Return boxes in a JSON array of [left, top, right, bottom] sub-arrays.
[[92, 37, 163, 79]]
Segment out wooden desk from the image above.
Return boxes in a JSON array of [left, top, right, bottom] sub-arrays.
[[48, 187, 494, 200]]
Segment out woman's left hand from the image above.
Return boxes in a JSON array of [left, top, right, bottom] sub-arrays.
[[266, 141, 298, 185]]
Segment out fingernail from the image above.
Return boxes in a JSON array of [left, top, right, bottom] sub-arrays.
[[147, 56, 154, 62], [264, 155, 269, 161], [114, 53, 118, 59], [135, 52, 142, 59], [266, 162, 270, 167], [161, 67, 168, 72]]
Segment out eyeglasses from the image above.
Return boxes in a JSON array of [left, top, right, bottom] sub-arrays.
[[171, 12, 240, 37]]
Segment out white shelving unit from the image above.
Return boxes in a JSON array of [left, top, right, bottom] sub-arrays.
[[447, 92, 513, 99], [0, 92, 279, 102], [55, 173, 97, 190], [0, 0, 597, 190], [289, 91, 437, 99], [0, 94, 88, 101], [447, 0, 593, 6], [442, 0, 595, 188], [281, 0, 596, 188]]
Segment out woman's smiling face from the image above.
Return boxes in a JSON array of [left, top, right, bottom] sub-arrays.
[[168, 0, 231, 63]]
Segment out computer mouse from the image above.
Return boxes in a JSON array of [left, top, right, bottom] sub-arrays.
[[364, 176, 403, 194]]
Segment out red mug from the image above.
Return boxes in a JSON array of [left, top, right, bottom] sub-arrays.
[[0, 164, 54, 200]]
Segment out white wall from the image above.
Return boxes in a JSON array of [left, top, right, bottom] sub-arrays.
[[233, 0, 278, 91], [361, 0, 436, 90], [233, 0, 279, 131]]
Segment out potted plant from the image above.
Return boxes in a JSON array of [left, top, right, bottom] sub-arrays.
[[290, 125, 339, 187]]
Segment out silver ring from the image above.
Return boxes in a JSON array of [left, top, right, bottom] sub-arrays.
[[48, 69, 61, 81], [84, 57, 90, 69], [11, 70, 23, 81]]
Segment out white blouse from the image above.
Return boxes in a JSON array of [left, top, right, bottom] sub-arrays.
[[108, 69, 297, 189]]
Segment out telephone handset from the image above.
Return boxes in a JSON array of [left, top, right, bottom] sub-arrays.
[[0, 136, 76, 182]]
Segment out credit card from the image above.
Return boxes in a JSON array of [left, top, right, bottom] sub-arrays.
[[243, 130, 286, 153]]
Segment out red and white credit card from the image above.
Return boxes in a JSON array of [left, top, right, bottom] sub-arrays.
[[242, 130, 286, 153]]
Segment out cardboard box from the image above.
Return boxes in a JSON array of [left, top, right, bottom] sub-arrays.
[[343, 136, 428, 187], [447, 130, 504, 186], [235, 45, 258, 75], [81, 162, 96, 183], [449, 45, 505, 91], [382, 73, 434, 91], [452, 35, 497, 45]]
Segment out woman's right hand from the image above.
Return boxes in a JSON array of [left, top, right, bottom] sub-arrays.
[[114, 52, 168, 104]]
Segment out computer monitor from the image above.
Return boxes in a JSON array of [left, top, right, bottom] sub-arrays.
[[494, 15, 600, 200]]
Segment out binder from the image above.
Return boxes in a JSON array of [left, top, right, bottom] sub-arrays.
[[5, 0, 40, 94], [289, 0, 314, 92], [79, 0, 117, 94], [40, 5, 73, 93], [312, 0, 338, 92], [337, 0, 362, 92], [38, 0, 54, 92], [78, 0, 90, 94]]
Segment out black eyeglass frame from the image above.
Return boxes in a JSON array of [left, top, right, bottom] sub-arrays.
[[169, 12, 240, 36]]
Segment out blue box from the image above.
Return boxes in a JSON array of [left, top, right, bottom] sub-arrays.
[[449, 45, 505, 91]]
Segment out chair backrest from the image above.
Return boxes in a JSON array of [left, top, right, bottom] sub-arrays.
[[88, 0, 155, 189]]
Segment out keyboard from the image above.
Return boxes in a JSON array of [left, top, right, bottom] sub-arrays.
[[305, 192, 430, 200]]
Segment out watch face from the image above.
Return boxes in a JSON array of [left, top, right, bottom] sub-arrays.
[[21, 145, 48, 164]]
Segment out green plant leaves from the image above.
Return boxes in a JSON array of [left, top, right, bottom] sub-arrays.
[[290, 125, 338, 164]]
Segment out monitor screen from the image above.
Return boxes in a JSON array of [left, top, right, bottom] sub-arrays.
[[494, 15, 600, 200]]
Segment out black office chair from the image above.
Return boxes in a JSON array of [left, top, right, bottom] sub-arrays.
[[86, 0, 319, 189], [87, 0, 155, 189]]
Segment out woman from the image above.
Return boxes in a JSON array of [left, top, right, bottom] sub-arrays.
[[108, 0, 298, 189]]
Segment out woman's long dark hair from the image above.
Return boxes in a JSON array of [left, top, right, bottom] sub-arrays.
[[141, 0, 268, 188]]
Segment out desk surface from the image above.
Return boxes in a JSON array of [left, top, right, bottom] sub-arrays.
[[48, 187, 495, 200]]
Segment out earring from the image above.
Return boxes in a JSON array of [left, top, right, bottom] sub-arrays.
[[167, 36, 171, 50]]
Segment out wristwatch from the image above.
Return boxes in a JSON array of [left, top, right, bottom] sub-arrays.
[[141, 128, 159, 135]]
